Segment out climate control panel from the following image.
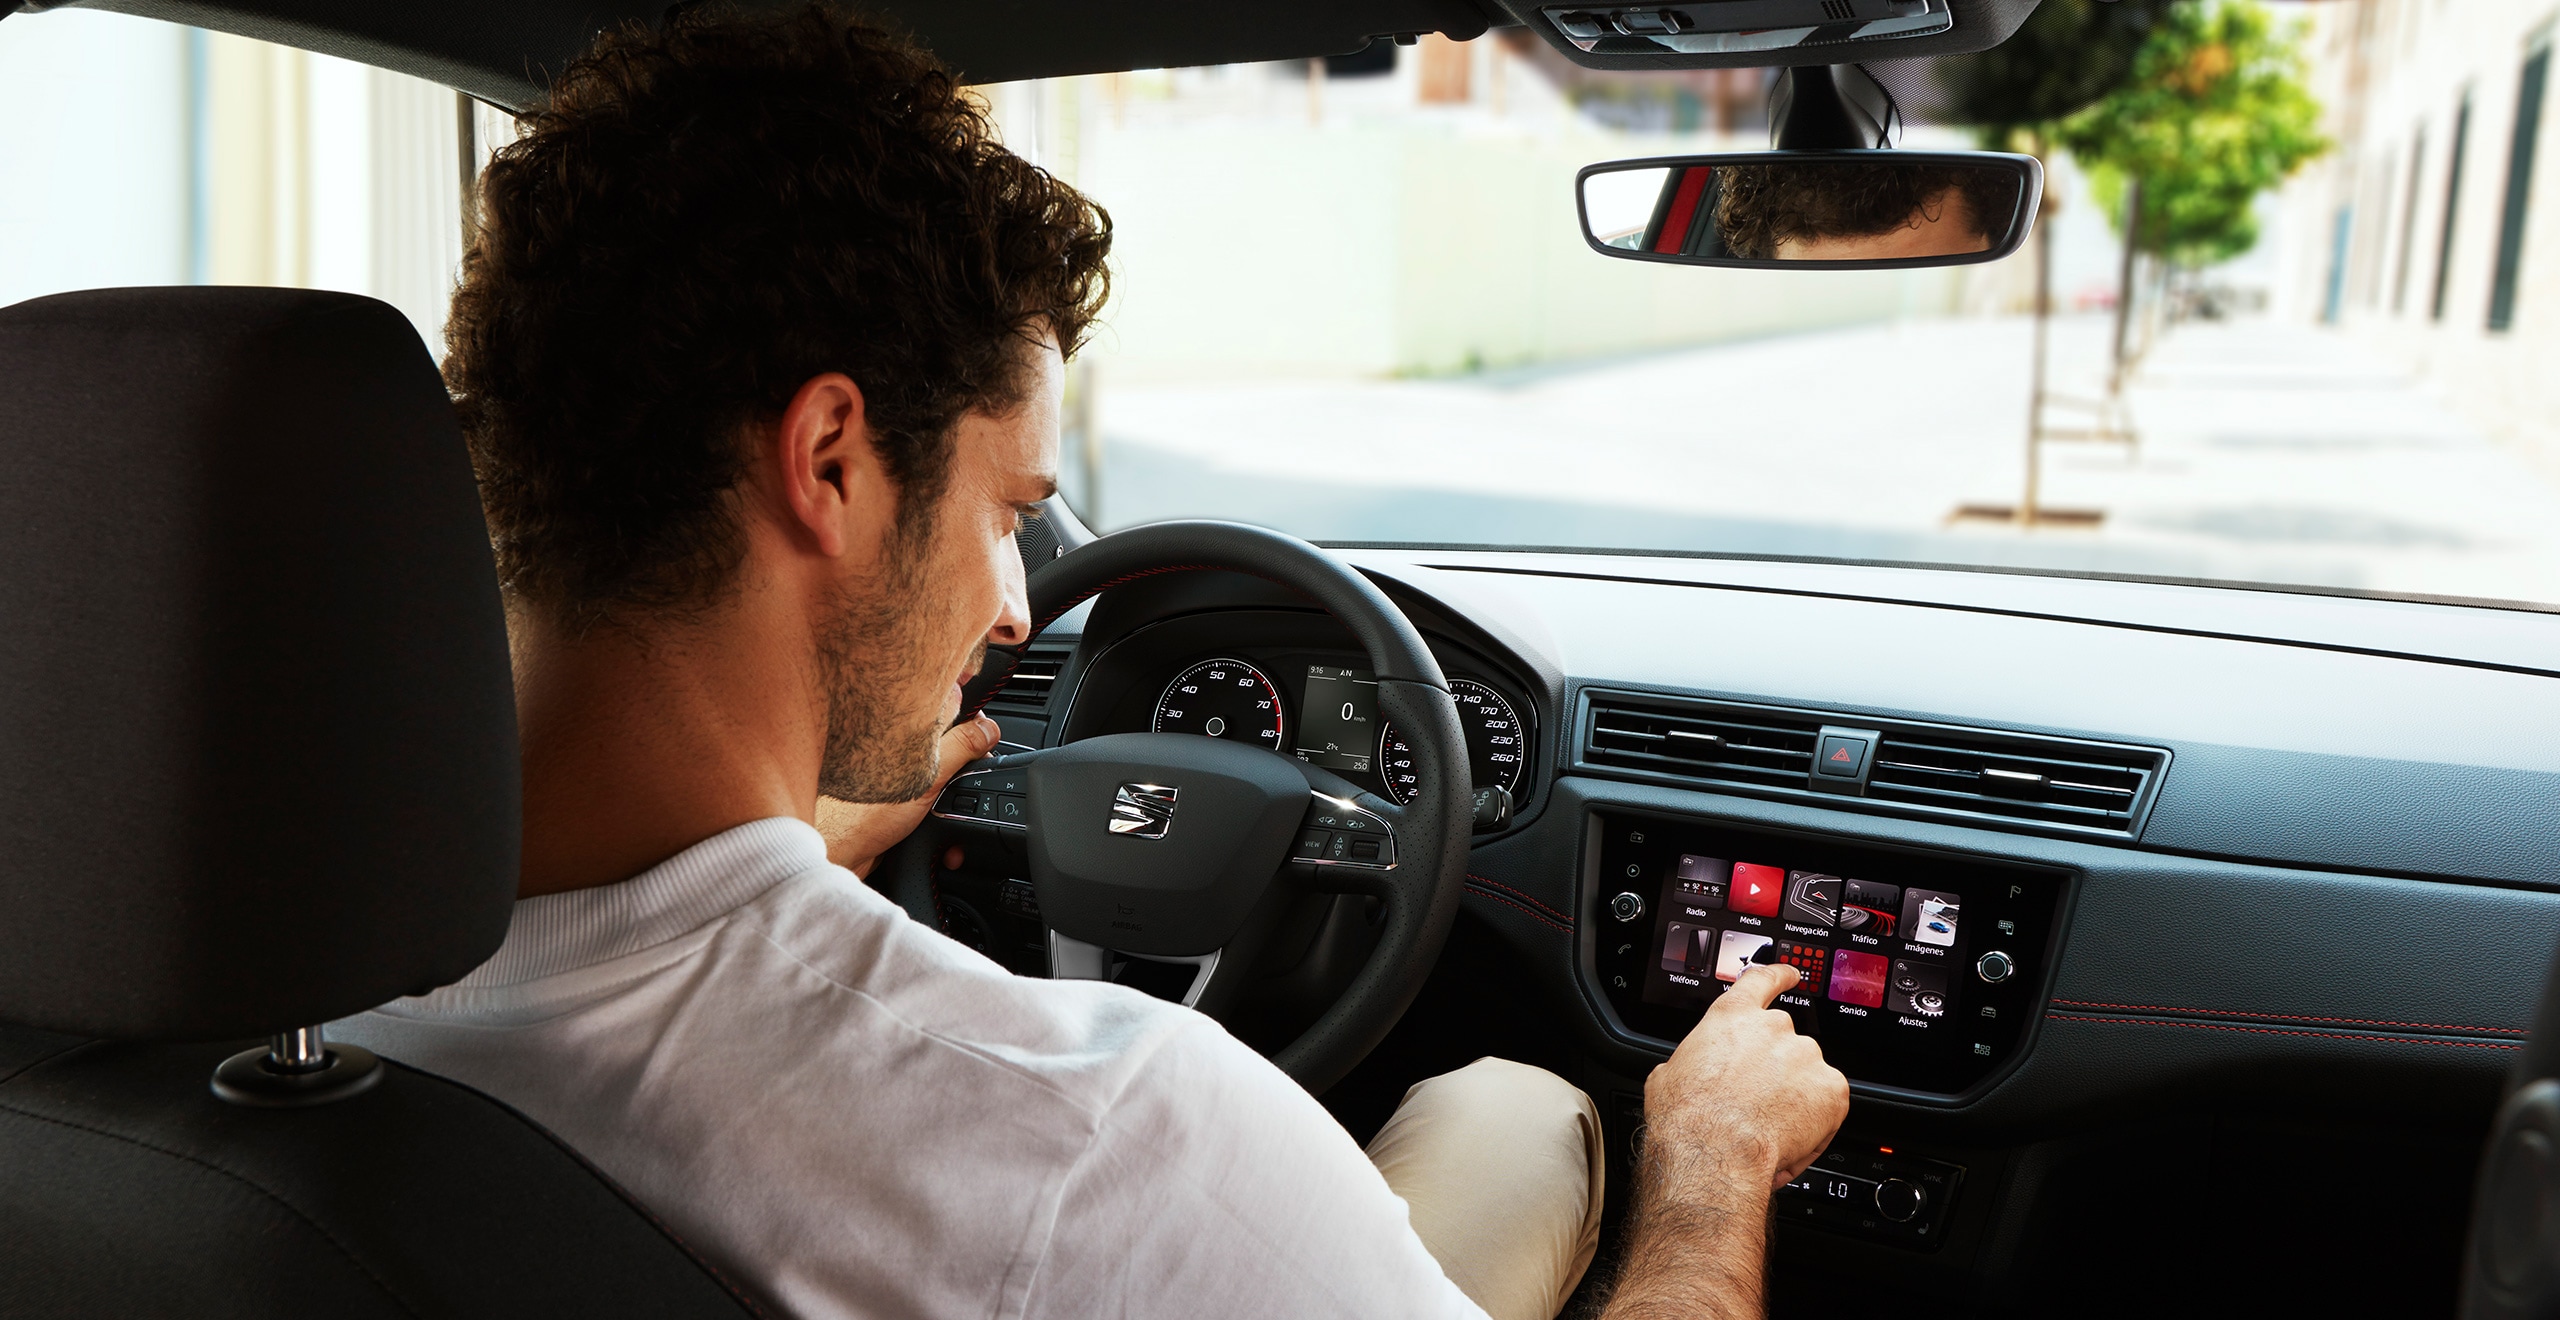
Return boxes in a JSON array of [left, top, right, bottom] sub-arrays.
[[1777, 1143, 1966, 1247]]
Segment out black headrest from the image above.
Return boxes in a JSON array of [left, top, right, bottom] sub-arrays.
[[0, 287, 519, 1040]]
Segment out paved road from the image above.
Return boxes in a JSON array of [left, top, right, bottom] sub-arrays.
[[1082, 314, 2560, 608]]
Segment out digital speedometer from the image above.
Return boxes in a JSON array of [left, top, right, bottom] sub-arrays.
[[1376, 679, 1527, 806], [1151, 658, 1286, 750]]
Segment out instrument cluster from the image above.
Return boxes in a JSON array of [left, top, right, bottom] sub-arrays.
[[1145, 654, 1531, 810]]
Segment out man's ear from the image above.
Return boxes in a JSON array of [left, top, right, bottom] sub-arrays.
[[771, 372, 893, 560]]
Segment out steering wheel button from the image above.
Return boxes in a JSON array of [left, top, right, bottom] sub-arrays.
[[1349, 838, 1382, 861], [994, 795, 1025, 822], [1324, 832, 1355, 861], [1293, 828, 1333, 859]]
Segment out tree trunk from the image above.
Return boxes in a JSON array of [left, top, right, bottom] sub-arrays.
[[2108, 177, 2142, 398], [2022, 152, 2055, 527]]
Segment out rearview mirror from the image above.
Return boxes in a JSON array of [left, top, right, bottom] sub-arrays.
[[1577, 151, 2044, 270]]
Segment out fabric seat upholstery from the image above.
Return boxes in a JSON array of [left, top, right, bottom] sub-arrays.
[[0, 287, 761, 1318]]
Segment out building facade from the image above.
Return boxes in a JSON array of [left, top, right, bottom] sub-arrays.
[[2280, 0, 2559, 470]]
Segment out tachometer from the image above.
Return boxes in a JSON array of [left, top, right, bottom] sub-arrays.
[[1376, 679, 1527, 806], [1151, 658, 1286, 751]]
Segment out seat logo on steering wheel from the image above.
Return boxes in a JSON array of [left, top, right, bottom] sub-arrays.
[[1108, 783, 1181, 839]]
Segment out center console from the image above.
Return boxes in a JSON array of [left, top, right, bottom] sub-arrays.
[[1585, 811, 2067, 1098]]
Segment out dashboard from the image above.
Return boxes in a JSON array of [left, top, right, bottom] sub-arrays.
[[958, 533, 2560, 1307], [1040, 605, 1544, 826]]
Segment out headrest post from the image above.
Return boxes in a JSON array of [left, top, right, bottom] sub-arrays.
[[268, 1025, 332, 1075], [213, 1025, 384, 1108]]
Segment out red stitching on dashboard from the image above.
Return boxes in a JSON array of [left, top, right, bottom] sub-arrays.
[[1465, 883, 1573, 933], [2047, 998, 2526, 1037], [1465, 874, 1573, 926], [2045, 1013, 2521, 1051]]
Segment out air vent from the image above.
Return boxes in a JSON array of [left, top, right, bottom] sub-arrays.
[[986, 649, 1068, 714], [1866, 732, 2160, 833], [1821, 0, 1852, 18], [1575, 689, 2167, 840], [1582, 695, 1821, 790]]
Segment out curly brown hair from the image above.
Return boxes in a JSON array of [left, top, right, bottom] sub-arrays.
[[1714, 162, 2015, 261], [445, 4, 1111, 632]]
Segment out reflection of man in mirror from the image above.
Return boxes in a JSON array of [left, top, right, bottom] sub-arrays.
[[1715, 163, 2014, 261]]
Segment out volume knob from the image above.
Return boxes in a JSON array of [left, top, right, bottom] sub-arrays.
[[1609, 891, 1647, 923], [1874, 1178, 1926, 1223], [1975, 950, 2015, 983]]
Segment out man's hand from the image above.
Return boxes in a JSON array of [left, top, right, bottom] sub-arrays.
[[815, 715, 1002, 878], [1646, 963, 1850, 1193], [1599, 964, 1849, 1320]]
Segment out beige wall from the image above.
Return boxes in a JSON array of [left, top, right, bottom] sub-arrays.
[[199, 31, 474, 349], [1081, 120, 1966, 384], [0, 12, 477, 353], [990, 61, 1981, 387]]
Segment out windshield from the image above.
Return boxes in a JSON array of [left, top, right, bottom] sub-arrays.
[[9, 3, 2554, 609]]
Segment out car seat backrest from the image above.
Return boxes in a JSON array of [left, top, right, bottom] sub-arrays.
[[0, 287, 760, 1318]]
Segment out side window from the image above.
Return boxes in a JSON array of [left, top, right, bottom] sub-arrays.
[[2431, 92, 2472, 323], [0, 9, 505, 353], [2487, 40, 2550, 333]]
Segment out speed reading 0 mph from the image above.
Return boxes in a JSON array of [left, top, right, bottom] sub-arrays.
[[1151, 658, 1286, 750], [1376, 679, 1527, 806]]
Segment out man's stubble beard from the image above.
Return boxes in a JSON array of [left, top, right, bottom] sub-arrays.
[[813, 531, 971, 804]]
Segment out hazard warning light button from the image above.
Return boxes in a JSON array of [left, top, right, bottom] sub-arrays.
[[1814, 734, 1871, 779]]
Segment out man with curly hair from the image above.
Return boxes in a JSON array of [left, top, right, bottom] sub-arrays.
[[335, 8, 1846, 1320], [1716, 161, 2017, 261]]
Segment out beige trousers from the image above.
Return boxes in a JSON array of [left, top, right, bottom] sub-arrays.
[[1365, 1058, 1606, 1320]]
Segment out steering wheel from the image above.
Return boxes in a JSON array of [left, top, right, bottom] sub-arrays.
[[881, 521, 1473, 1094], [2463, 958, 2560, 1316]]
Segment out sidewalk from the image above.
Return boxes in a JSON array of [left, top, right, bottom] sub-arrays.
[[1086, 314, 2560, 608]]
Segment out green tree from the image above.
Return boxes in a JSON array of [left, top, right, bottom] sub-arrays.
[[1931, 0, 2175, 524], [1935, 0, 2179, 149], [2058, 0, 2329, 269]]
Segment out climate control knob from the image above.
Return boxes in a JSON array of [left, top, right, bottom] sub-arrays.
[[1609, 892, 1646, 923], [1975, 950, 2015, 983], [1874, 1179, 1927, 1223]]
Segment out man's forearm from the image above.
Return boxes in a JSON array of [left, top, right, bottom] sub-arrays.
[[1598, 1143, 1772, 1320]]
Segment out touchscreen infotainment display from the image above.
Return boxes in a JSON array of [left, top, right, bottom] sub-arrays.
[[1590, 813, 2062, 1096], [1642, 852, 1965, 1029]]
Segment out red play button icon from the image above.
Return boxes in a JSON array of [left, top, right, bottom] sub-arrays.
[[1730, 863, 1784, 917]]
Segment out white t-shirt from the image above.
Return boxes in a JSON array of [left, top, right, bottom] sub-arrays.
[[333, 818, 1484, 1320]]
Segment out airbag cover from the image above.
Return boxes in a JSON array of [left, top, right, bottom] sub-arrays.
[[1026, 733, 1306, 957]]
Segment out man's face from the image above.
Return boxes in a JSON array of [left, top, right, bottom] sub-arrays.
[[816, 340, 1059, 802]]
